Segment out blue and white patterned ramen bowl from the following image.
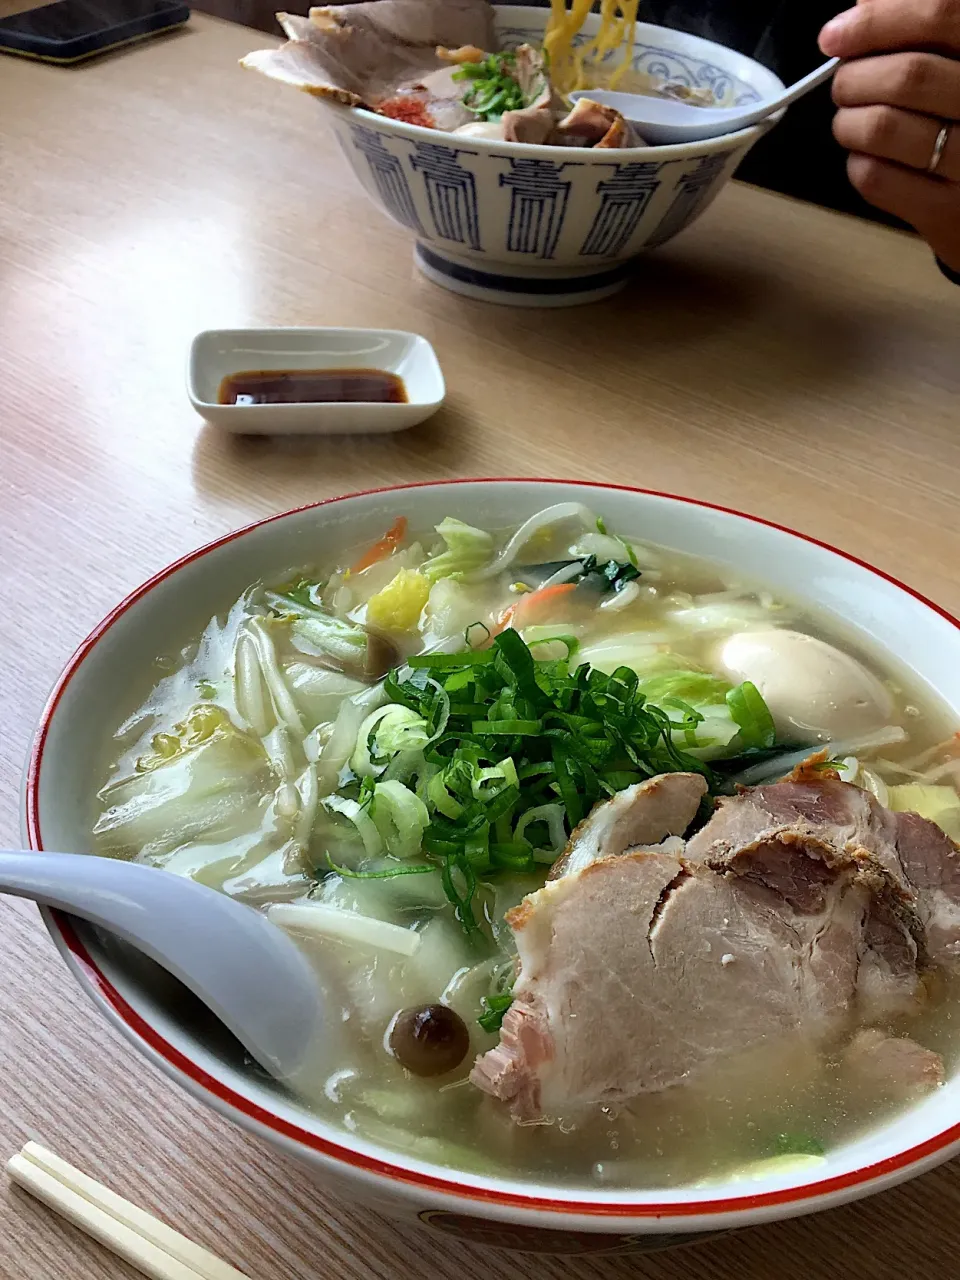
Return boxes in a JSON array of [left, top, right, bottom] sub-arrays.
[[321, 6, 784, 307]]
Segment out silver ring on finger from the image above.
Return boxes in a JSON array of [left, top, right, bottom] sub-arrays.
[[928, 122, 950, 175]]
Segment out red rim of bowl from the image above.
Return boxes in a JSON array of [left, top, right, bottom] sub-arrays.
[[23, 478, 960, 1220]]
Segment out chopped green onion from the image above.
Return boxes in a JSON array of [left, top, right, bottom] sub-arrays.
[[407, 649, 494, 669], [320, 625, 769, 934], [322, 794, 383, 858], [326, 853, 435, 880], [515, 802, 567, 854], [471, 719, 543, 735], [370, 780, 429, 859]]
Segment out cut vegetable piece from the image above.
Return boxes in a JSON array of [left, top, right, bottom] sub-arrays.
[[316, 693, 380, 795], [323, 794, 384, 858], [576, 634, 675, 675], [234, 633, 272, 736], [351, 516, 408, 573], [600, 580, 641, 611], [371, 780, 430, 858], [726, 680, 776, 750], [568, 531, 633, 564], [350, 704, 430, 777], [366, 568, 431, 632], [467, 502, 596, 582], [421, 518, 495, 583], [94, 717, 272, 860], [494, 582, 578, 634], [245, 619, 304, 737], [267, 901, 421, 956], [421, 576, 489, 642], [889, 783, 960, 841]]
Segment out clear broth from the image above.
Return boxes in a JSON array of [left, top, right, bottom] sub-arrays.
[[91, 525, 960, 1187]]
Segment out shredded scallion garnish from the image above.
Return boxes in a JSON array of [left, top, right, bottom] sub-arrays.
[[325, 630, 731, 933], [453, 52, 524, 121]]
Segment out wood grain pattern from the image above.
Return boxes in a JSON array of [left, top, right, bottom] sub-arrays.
[[2, 14, 960, 1279]]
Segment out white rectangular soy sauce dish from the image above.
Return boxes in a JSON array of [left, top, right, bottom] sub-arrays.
[[187, 328, 445, 434]]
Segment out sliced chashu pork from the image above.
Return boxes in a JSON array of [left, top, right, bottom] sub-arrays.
[[471, 772, 870, 1119], [471, 846, 876, 1120], [685, 775, 960, 971], [842, 1027, 944, 1100], [241, 1, 495, 107], [503, 91, 643, 148], [471, 772, 946, 1121], [550, 96, 644, 147], [549, 771, 707, 878]]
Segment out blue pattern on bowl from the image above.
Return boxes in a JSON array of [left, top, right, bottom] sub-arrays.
[[499, 159, 578, 259], [579, 162, 663, 256], [409, 142, 484, 249], [347, 118, 740, 272]]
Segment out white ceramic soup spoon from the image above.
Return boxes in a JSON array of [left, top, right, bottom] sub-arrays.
[[0, 850, 322, 1082], [570, 58, 840, 146]]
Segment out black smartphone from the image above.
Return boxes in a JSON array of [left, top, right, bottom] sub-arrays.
[[0, 0, 190, 64]]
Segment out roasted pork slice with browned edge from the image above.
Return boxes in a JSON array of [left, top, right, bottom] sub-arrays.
[[548, 771, 707, 879], [686, 775, 960, 970], [470, 847, 874, 1120], [471, 771, 954, 1121], [240, 1, 495, 107]]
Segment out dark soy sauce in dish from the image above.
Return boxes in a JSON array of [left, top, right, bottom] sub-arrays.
[[218, 368, 407, 406]]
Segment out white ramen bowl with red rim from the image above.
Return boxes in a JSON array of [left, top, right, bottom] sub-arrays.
[[23, 480, 960, 1256], [320, 6, 784, 307]]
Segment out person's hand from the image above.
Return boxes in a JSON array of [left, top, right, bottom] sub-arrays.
[[819, 0, 960, 272]]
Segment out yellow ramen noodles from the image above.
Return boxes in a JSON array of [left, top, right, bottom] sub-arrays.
[[544, 0, 641, 95]]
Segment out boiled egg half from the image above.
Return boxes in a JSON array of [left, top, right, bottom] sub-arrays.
[[716, 629, 894, 743]]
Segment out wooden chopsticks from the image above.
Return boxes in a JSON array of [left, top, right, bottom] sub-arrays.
[[6, 1142, 252, 1280]]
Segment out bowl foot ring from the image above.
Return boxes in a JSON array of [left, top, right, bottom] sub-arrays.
[[414, 244, 628, 308]]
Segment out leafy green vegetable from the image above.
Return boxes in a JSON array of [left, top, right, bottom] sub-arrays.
[[421, 518, 494, 583], [283, 578, 321, 609], [94, 708, 272, 859], [635, 670, 729, 706], [135, 704, 241, 772], [577, 554, 641, 595]]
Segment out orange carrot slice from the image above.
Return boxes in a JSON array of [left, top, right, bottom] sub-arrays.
[[351, 516, 408, 574], [493, 581, 578, 636]]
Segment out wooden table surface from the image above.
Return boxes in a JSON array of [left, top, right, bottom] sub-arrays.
[[3, 13, 960, 1279]]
